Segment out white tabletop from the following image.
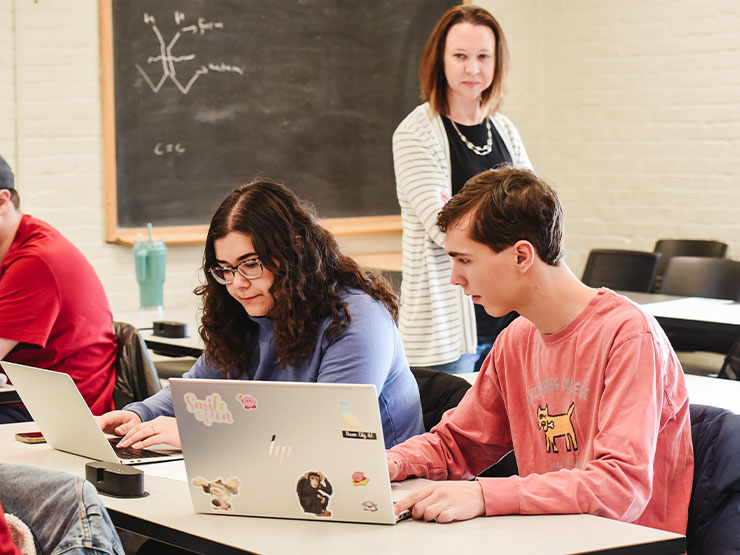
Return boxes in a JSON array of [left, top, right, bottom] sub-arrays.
[[0, 422, 684, 555], [641, 296, 740, 325]]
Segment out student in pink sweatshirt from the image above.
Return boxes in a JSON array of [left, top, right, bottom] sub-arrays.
[[387, 167, 694, 534]]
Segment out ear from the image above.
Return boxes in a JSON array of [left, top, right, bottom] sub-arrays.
[[0, 189, 11, 211], [513, 240, 536, 273]]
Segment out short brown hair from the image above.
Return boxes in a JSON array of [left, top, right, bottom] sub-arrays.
[[419, 5, 510, 117], [9, 189, 19, 209], [437, 168, 564, 266]]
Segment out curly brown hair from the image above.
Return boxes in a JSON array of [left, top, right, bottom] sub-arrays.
[[194, 180, 399, 378]]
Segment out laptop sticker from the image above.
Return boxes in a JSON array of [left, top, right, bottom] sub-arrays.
[[352, 471, 369, 486], [296, 471, 333, 517], [236, 393, 257, 411], [338, 400, 361, 427], [183, 392, 233, 426], [192, 477, 240, 511], [338, 400, 378, 440], [362, 501, 378, 512]]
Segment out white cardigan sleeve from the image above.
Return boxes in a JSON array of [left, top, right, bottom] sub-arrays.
[[392, 106, 449, 249]]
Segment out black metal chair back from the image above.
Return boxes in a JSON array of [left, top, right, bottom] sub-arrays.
[[660, 256, 740, 301], [652, 239, 728, 292], [581, 249, 660, 292]]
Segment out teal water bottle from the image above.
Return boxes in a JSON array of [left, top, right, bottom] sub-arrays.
[[134, 223, 167, 309]]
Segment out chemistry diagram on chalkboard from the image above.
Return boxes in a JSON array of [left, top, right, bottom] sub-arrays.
[[135, 11, 244, 95]]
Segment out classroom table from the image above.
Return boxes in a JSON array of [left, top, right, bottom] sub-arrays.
[[119, 291, 740, 360], [619, 291, 740, 354], [114, 304, 204, 358], [0, 422, 685, 555]]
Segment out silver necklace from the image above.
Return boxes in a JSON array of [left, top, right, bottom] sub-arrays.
[[450, 118, 493, 156]]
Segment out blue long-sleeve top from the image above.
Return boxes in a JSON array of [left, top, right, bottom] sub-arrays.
[[125, 289, 423, 448]]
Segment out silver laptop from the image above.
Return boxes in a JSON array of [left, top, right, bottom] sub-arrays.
[[171, 378, 412, 524], [2, 362, 182, 465]]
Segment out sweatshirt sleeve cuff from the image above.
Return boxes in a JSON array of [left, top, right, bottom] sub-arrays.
[[386, 450, 412, 481], [122, 402, 153, 423], [477, 476, 520, 516]]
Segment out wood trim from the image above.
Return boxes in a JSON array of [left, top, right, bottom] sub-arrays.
[[109, 215, 403, 246], [100, 0, 119, 243]]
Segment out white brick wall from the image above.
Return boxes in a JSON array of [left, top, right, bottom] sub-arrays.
[[484, 0, 740, 275], [2, 0, 739, 314]]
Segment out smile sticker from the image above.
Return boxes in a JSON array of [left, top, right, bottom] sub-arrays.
[[183, 392, 233, 426]]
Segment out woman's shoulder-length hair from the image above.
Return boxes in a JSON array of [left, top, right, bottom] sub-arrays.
[[419, 4, 510, 118]]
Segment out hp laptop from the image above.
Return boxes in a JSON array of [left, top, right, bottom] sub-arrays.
[[171, 378, 412, 524], [2, 362, 182, 465]]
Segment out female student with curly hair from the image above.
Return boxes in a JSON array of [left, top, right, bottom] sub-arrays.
[[98, 180, 423, 449], [393, 5, 533, 373]]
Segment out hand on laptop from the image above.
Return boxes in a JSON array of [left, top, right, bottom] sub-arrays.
[[96, 411, 181, 449], [118, 416, 181, 449], [96, 410, 142, 436], [392, 481, 485, 523]]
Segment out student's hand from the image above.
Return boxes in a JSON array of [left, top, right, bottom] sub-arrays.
[[96, 410, 142, 435], [440, 191, 451, 204], [116, 416, 181, 449], [393, 481, 485, 523], [387, 457, 401, 481]]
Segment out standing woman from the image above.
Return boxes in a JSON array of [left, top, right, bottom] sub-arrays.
[[393, 5, 532, 373], [98, 180, 423, 449]]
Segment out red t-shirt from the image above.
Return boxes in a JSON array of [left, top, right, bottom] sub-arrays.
[[0, 501, 22, 555], [0, 215, 116, 414]]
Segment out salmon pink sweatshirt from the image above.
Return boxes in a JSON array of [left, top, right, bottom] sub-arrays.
[[388, 289, 693, 534]]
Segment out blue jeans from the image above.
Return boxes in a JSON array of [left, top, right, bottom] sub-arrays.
[[425, 342, 494, 375], [426, 353, 477, 374], [0, 463, 124, 555], [474, 342, 494, 372]]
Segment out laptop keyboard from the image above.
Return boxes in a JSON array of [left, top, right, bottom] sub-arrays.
[[107, 438, 168, 460]]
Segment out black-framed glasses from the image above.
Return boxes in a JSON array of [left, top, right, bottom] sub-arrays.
[[209, 258, 263, 285]]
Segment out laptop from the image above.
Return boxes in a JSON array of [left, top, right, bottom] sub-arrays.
[[2, 362, 182, 465], [170, 378, 412, 524]]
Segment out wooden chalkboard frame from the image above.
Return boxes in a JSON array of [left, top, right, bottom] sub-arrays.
[[99, 0, 405, 246]]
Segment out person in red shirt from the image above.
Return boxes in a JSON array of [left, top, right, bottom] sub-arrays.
[[0, 154, 116, 422], [387, 167, 694, 535]]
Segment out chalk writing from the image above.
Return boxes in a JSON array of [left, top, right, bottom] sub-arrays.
[[154, 142, 185, 156], [135, 12, 243, 95]]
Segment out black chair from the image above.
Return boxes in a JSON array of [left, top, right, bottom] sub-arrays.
[[718, 336, 740, 380], [652, 239, 728, 292], [581, 249, 661, 292], [112, 321, 162, 409], [410, 367, 471, 432], [660, 257, 740, 301], [686, 404, 740, 554]]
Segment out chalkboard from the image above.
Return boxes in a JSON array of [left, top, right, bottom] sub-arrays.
[[101, 0, 457, 243]]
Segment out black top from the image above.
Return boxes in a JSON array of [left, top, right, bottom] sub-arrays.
[[442, 116, 517, 343], [442, 117, 512, 195]]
